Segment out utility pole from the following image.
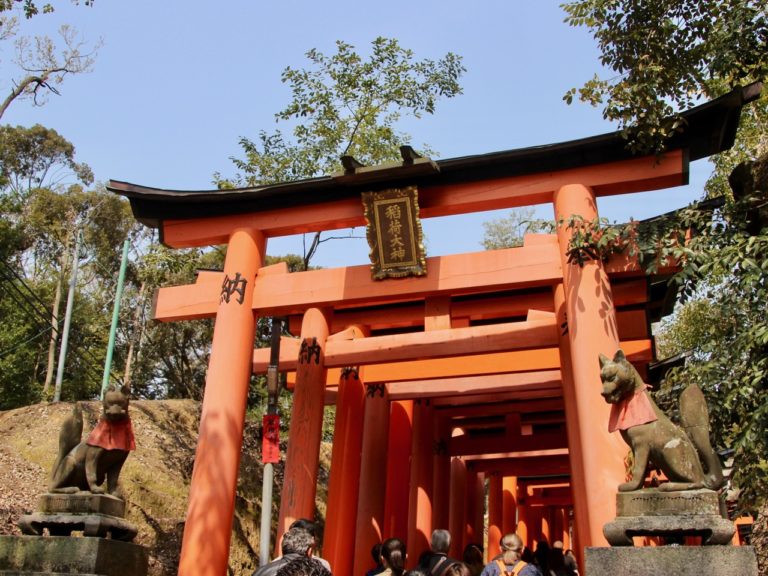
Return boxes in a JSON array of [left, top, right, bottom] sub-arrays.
[[260, 317, 283, 565]]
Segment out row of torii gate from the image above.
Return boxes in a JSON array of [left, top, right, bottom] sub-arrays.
[[109, 84, 759, 576]]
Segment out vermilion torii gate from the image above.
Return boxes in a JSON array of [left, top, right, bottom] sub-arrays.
[[109, 84, 759, 576]]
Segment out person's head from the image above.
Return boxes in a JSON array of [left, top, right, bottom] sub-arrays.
[[499, 533, 524, 565], [281, 527, 315, 556], [553, 540, 564, 551], [276, 556, 331, 576], [431, 529, 451, 553], [462, 544, 483, 566], [381, 537, 407, 576], [371, 542, 383, 566], [404, 571, 428, 576], [290, 519, 319, 540]]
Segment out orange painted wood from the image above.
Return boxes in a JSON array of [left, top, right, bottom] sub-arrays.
[[554, 184, 628, 550], [255, 321, 559, 373], [553, 282, 589, 562], [432, 415, 452, 530], [466, 469, 484, 550], [502, 476, 518, 536], [352, 386, 390, 576], [178, 228, 265, 576], [488, 474, 503, 560], [251, 244, 564, 315], [326, 317, 558, 366], [383, 400, 413, 540], [277, 339, 651, 386], [387, 371, 562, 400], [407, 400, 434, 568], [425, 296, 452, 331], [448, 456, 468, 561], [467, 455, 570, 476], [155, 244, 563, 321], [449, 429, 568, 457], [324, 370, 366, 576], [422, 152, 684, 219], [276, 308, 331, 545], [159, 153, 683, 249]]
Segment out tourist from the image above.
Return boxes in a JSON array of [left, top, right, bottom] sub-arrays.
[[253, 527, 328, 576], [417, 529, 461, 576], [289, 518, 332, 572], [366, 542, 385, 576], [379, 537, 407, 576], [562, 549, 578, 576], [479, 533, 541, 576], [276, 556, 332, 576], [462, 543, 484, 576]]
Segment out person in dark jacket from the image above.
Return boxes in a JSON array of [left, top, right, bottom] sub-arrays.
[[417, 529, 460, 576], [254, 527, 326, 576]]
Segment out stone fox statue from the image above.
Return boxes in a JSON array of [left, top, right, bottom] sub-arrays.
[[598, 350, 724, 492], [50, 386, 135, 496]]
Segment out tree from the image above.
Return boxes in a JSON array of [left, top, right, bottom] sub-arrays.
[[0, 1, 99, 120], [217, 37, 465, 268], [562, 0, 768, 509], [481, 207, 555, 250], [562, 0, 767, 155]]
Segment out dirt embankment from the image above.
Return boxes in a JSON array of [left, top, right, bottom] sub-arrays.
[[0, 400, 304, 576]]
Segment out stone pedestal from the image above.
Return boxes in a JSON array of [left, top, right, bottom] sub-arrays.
[[0, 494, 147, 576], [18, 494, 137, 542], [603, 488, 734, 546], [585, 545, 758, 576], [0, 535, 148, 576]]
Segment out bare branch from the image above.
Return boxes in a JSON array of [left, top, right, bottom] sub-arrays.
[[0, 23, 100, 120]]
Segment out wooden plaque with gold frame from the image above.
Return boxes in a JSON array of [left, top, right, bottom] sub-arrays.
[[362, 186, 427, 280]]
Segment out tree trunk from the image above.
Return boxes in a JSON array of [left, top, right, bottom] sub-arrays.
[[123, 281, 146, 389], [42, 239, 69, 397]]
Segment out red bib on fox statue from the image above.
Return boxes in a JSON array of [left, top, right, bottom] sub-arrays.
[[607, 387, 657, 432], [86, 417, 136, 451]]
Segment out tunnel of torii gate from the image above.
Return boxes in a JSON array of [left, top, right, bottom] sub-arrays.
[[109, 84, 760, 576]]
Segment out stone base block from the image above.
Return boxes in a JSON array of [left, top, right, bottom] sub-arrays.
[[585, 545, 758, 576], [37, 494, 125, 518], [604, 514, 735, 546], [0, 536, 148, 576], [18, 513, 137, 542]]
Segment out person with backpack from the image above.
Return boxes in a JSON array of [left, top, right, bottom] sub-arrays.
[[479, 534, 542, 576]]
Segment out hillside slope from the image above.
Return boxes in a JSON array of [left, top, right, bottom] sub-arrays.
[[0, 400, 311, 575]]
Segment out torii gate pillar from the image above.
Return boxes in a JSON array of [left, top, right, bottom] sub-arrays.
[[553, 184, 627, 548], [178, 228, 264, 576]]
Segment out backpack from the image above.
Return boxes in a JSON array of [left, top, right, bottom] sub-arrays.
[[495, 559, 528, 576]]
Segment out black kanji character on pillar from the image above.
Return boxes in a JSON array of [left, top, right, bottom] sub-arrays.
[[220, 272, 247, 305], [299, 337, 322, 365]]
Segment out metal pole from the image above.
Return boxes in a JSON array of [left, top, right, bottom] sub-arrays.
[[101, 239, 130, 398], [259, 317, 283, 565], [53, 230, 81, 403]]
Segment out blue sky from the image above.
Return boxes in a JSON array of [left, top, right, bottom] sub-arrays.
[[3, 1, 712, 267]]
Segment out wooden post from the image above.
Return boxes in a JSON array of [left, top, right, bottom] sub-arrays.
[[448, 456, 467, 560], [324, 368, 365, 575], [178, 228, 264, 576], [352, 383, 390, 576], [432, 414, 451, 530], [407, 399, 434, 566], [502, 476, 517, 537], [553, 183, 627, 550], [488, 473, 503, 560], [383, 400, 413, 540], [276, 307, 331, 543]]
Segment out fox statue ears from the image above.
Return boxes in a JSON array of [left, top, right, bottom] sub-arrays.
[[107, 384, 131, 398], [599, 349, 627, 368]]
